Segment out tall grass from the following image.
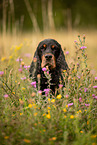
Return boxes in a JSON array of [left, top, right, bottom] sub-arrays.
[[0, 32, 97, 145]]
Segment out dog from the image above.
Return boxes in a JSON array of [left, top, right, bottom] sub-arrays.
[[29, 39, 69, 93]]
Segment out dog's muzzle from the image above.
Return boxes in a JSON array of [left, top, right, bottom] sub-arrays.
[[41, 53, 56, 69]]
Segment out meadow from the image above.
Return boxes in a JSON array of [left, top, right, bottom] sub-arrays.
[[0, 30, 97, 145]]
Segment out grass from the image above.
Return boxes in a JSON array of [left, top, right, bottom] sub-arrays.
[[0, 31, 97, 145]]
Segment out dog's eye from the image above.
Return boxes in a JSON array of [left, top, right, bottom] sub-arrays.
[[40, 44, 46, 50], [51, 45, 55, 50]]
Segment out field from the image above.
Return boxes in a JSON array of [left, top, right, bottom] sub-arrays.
[[0, 30, 97, 145]]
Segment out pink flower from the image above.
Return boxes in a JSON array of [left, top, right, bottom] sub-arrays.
[[31, 81, 36, 88], [38, 90, 42, 95], [65, 51, 69, 55], [18, 68, 22, 72], [4, 94, 8, 98], [79, 97, 82, 102], [85, 103, 90, 107], [80, 46, 87, 50], [94, 96, 97, 99], [44, 88, 50, 96], [95, 77, 97, 80], [16, 58, 22, 62], [42, 67, 46, 72], [21, 77, 26, 80], [0, 71, 4, 76], [93, 86, 97, 89], [59, 84, 63, 88], [24, 53, 31, 58], [68, 103, 73, 107], [84, 88, 88, 92]]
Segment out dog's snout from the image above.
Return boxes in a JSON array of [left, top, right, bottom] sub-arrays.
[[45, 54, 52, 60]]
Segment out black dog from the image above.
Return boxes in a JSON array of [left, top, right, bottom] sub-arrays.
[[29, 39, 69, 92]]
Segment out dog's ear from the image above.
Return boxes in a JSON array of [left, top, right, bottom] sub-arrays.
[[57, 46, 69, 71], [29, 49, 41, 78]]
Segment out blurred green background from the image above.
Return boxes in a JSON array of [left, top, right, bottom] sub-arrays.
[[0, 0, 97, 33]]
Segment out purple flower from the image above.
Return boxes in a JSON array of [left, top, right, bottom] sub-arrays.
[[85, 103, 90, 107], [24, 53, 31, 58], [59, 84, 63, 88], [77, 76, 80, 79], [74, 40, 77, 43], [24, 65, 28, 70], [84, 88, 88, 92], [80, 46, 87, 50], [16, 58, 22, 62], [31, 81, 36, 88], [79, 97, 82, 102], [92, 94, 95, 97], [38, 90, 42, 95], [93, 86, 97, 89], [42, 67, 46, 72], [93, 96, 97, 99], [65, 51, 69, 55], [44, 88, 50, 96], [18, 68, 22, 72], [68, 103, 73, 107], [0, 71, 4, 76], [4, 94, 8, 98], [95, 77, 97, 80], [21, 77, 26, 80]]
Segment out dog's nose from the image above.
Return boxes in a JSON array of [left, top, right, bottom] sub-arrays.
[[45, 54, 52, 60]]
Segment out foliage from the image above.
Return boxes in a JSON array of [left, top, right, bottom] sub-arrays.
[[0, 35, 97, 145]]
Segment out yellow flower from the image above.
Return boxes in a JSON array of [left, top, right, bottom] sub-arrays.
[[22, 87, 25, 90], [51, 99, 55, 103], [64, 115, 67, 118], [91, 135, 97, 138], [92, 143, 96, 145], [1, 57, 6, 61], [4, 136, 9, 139], [70, 115, 74, 119], [34, 123, 37, 126], [12, 92, 15, 94], [20, 113, 23, 115], [80, 131, 83, 133], [48, 98, 50, 102], [57, 94, 62, 99], [79, 110, 82, 113], [46, 113, 51, 119], [42, 113, 45, 116], [66, 105, 68, 108], [48, 107, 51, 110], [52, 137, 56, 140], [87, 121, 89, 125], [23, 139, 31, 143], [43, 129, 46, 132], [63, 108, 67, 112], [63, 70, 66, 73], [28, 104, 32, 108], [9, 56, 13, 59], [34, 112, 38, 116]]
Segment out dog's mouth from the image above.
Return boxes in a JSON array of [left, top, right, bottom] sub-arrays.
[[41, 54, 56, 69]]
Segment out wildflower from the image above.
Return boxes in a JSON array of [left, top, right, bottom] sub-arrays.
[[42, 67, 46, 72], [68, 103, 73, 107], [80, 131, 83, 133], [79, 97, 82, 102], [64, 115, 67, 118], [4, 136, 9, 139], [21, 61, 24, 66], [87, 121, 89, 125], [42, 113, 45, 116], [48, 98, 51, 102], [63, 108, 67, 112], [46, 114, 51, 119], [65, 51, 69, 55], [0, 71, 4, 76], [80, 46, 87, 50], [93, 86, 97, 89], [31, 81, 36, 88], [74, 40, 77, 43], [59, 84, 63, 89], [77, 76, 80, 79], [4, 94, 8, 98], [48, 107, 51, 110], [25, 53, 31, 58], [34, 112, 38, 116], [23, 139, 31, 143], [70, 115, 74, 119], [95, 77, 97, 80], [24, 65, 28, 70], [85, 103, 90, 107], [84, 88, 88, 92], [79, 110, 82, 113], [28, 104, 32, 108], [38, 90, 42, 95], [66, 94, 69, 98], [51, 99, 55, 103], [20, 113, 23, 115], [93, 96, 97, 99], [57, 94, 62, 99], [21, 77, 26, 80], [16, 58, 22, 62], [18, 68, 22, 73], [44, 88, 50, 96], [31, 92, 36, 97], [1, 57, 6, 61], [92, 94, 95, 97], [52, 137, 56, 141], [66, 105, 68, 108]]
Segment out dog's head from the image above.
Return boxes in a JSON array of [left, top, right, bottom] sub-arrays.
[[36, 39, 62, 70]]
